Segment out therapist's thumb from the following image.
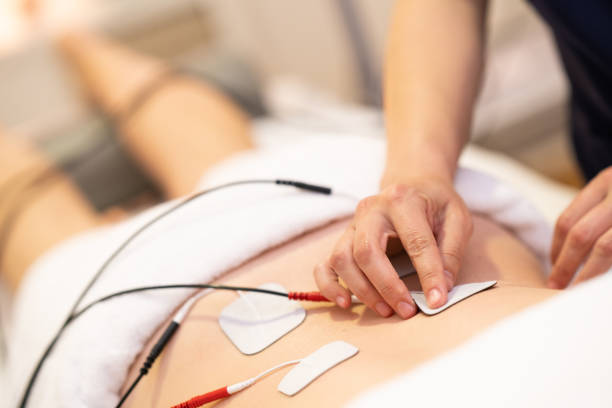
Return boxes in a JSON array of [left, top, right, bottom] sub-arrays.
[[438, 202, 473, 290]]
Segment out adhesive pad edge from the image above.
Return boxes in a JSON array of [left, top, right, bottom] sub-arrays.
[[278, 341, 359, 396], [410, 280, 497, 315]]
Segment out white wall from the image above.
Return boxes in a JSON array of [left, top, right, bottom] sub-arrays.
[[197, 0, 366, 102]]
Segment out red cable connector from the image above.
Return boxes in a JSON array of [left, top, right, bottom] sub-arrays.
[[287, 291, 329, 302], [170, 360, 300, 408], [170, 386, 229, 408]]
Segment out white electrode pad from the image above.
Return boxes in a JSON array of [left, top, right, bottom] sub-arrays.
[[278, 341, 359, 396], [410, 280, 497, 315], [219, 283, 305, 355]]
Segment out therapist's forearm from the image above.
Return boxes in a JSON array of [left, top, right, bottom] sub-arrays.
[[383, 0, 488, 186]]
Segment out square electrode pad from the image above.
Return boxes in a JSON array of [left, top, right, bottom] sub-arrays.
[[278, 341, 359, 396], [219, 283, 305, 355], [410, 280, 497, 315]]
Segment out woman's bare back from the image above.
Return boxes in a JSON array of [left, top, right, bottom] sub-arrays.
[[123, 214, 557, 407]]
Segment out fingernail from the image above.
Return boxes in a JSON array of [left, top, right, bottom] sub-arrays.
[[336, 296, 348, 308], [427, 288, 442, 308], [375, 302, 393, 317], [397, 301, 416, 319], [443, 270, 454, 290], [547, 280, 560, 290]]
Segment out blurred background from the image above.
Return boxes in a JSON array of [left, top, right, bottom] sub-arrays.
[[0, 0, 581, 196]]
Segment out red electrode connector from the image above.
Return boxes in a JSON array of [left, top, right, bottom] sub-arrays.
[[287, 291, 329, 302], [170, 387, 229, 408], [170, 360, 300, 408]]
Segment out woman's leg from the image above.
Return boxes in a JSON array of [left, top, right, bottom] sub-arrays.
[[1, 33, 255, 290], [0, 132, 101, 290], [61, 33, 254, 198]]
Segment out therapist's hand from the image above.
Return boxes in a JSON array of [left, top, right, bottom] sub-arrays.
[[314, 176, 473, 319], [549, 166, 612, 288]]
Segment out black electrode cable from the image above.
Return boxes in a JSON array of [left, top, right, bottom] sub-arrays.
[[70, 284, 288, 323], [115, 372, 145, 408], [58, 282, 324, 408], [73, 284, 291, 408], [111, 280, 342, 408], [18, 179, 332, 408], [37, 283, 321, 407]]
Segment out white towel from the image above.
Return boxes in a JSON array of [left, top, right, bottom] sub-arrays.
[[5, 134, 554, 407]]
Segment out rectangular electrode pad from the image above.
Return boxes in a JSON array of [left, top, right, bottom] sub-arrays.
[[219, 283, 306, 355], [278, 341, 359, 396], [410, 280, 497, 315]]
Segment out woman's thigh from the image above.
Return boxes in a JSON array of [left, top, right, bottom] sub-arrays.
[[0, 134, 101, 290], [62, 33, 254, 198], [124, 215, 557, 407]]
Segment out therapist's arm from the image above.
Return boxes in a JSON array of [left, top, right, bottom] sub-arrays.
[[384, 0, 487, 183], [315, 0, 488, 318]]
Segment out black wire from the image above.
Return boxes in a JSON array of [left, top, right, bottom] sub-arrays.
[[73, 180, 279, 313], [115, 372, 144, 408], [96, 284, 289, 408], [70, 284, 288, 323], [78, 283, 289, 408], [18, 178, 331, 407]]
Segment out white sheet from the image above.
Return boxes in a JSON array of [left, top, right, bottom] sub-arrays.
[[4, 130, 560, 407], [347, 270, 612, 407]]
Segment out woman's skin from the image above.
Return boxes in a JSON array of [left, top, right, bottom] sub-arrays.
[[123, 215, 557, 408], [0, 133, 101, 290]]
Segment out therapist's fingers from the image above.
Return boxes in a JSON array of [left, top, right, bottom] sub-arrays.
[[572, 228, 612, 285], [324, 225, 392, 316], [437, 201, 473, 289], [315, 227, 354, 308], [549, 198, 612, 289], [388, 199, 446, 309], [314, 262, 351, 309], [551, 172, 609, 263], [352, 213, 416, 319]]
